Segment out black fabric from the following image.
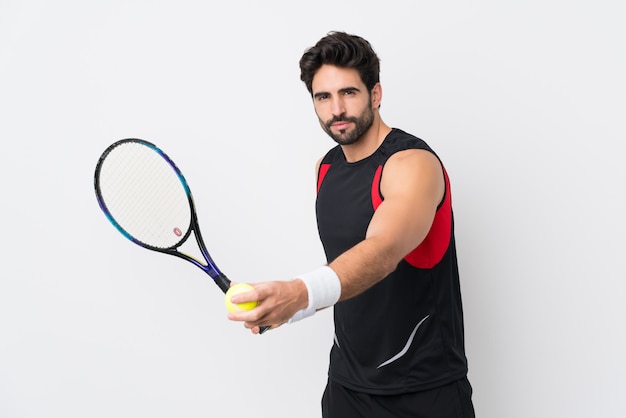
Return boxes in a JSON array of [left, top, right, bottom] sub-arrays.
[[316, 128, 469, 395], [321, 377, 476, 418]]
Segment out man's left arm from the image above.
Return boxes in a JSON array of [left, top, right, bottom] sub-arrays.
[[328, 148, 445, 300], [228, 149, 445, 332]]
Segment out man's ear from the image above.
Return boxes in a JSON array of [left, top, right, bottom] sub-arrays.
[[371, 83, 382, 109]]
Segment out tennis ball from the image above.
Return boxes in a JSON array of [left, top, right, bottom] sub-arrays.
[[225, 283, 258, 312]]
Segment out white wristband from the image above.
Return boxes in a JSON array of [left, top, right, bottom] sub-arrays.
[[288, 266, 341, 324]]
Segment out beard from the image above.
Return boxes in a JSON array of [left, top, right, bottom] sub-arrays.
[[320, 102, 375, 146]]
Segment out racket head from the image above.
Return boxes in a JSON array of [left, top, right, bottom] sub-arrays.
[[94, 138, 194, 251]]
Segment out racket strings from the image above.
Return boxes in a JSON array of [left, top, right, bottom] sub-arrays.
[[98, 142, 192, 249]]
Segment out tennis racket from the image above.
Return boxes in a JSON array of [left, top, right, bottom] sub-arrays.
[[94, 138, 269, 334]]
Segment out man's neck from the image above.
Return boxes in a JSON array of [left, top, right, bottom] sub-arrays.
[[341, 119, 392, 163]]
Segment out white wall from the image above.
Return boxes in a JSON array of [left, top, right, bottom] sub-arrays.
[[1, 1, 624, 417]]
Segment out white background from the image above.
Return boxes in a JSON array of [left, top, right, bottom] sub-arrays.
[[1, 1, 625, 417]]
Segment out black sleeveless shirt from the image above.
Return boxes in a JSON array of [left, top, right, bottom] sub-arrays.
[[316, 128, 469, 395]]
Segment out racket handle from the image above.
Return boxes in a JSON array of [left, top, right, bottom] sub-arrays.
[[214, 273, 231, 293]]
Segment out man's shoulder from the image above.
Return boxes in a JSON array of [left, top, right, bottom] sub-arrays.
[[386, 128, 431, 150], [379, 128, 435, 163]]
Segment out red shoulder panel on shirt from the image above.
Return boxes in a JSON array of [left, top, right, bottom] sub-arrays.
[[318, 163, 331, 193], [371, 165, 452, 269]]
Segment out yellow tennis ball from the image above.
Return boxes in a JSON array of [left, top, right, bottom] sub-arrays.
[[225, 283, 258, 312]]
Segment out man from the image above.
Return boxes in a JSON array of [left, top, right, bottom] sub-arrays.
[[228, 31, 474, 417]]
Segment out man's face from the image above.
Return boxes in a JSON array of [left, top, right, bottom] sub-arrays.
[[311, 65, 374, 146]]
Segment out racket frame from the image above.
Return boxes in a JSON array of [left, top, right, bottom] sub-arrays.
[[95, 139, 269, 333], [95, 139, 234, 298]]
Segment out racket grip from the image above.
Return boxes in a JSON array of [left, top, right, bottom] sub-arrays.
[[214, 273, 231, 293]]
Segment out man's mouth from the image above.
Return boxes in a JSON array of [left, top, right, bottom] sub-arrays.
[[331, 121, 352, 130]]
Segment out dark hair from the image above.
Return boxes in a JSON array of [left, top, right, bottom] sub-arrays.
[[299, 31, 380, 95]]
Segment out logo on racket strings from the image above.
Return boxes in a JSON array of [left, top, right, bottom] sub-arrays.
[[173, 227, 182, 237]]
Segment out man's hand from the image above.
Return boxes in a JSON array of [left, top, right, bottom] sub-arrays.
[[227, 279, 309, 334]]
